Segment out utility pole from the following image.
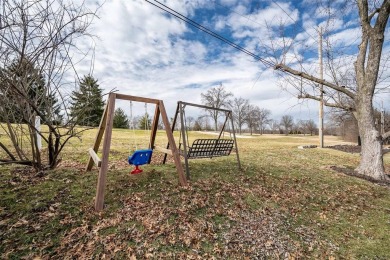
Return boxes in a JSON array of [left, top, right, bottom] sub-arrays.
[[318, 27, 324, 148], [381, 101, 385, 135]]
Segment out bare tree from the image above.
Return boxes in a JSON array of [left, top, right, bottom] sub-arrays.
[[186, 116, 194, 130], [201, 83, 233, 131], [271, 1, 390, 180], [244, 105, 271, 135], [0, 0, 97, 170], [268, 119, 279, 134], [244, 104, 258, 135], [328, 108, 359, 141], [230, 97, 249, 134], [297, 120, 307, 135], [291, 122, 300, 135], [280, 115, 294, 135], [193, 118, 202, 131], [306, 120, 318, 136], [297, 119, 317, 136], [257, 108, 271, 135], [194, 115, 211, 131]]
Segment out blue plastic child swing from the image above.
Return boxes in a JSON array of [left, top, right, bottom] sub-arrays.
[[127, 102, 153, 174], [128, 149, 153, 174]]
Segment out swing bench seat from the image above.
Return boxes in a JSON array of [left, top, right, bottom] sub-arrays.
[[181, 139, 234, 159]]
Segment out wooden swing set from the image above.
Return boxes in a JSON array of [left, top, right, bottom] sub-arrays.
[[85, 93, 187, 211], [86, 94, 241, 211]]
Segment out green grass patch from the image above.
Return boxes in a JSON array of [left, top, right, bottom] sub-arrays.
[[0, 130, 389, 258]]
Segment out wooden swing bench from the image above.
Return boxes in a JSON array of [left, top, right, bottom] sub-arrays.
[[179, 139, 234, 159], [162, 101, 241, 180]]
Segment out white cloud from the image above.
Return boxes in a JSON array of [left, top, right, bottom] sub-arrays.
[[314, 7, 337, 19], [227, 2, 299, 37], [326, 27, 360, 48], [69, 0, 388, 124], [220, 0, 239, 6], [320, 18, 344, 32], [213, 15, 226, 31]]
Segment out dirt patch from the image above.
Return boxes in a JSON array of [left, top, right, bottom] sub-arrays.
[[326, 145, 361, 153], [8, 166, 48, 185], [330, 166, 390, 187], [327, 145, 390, 154]]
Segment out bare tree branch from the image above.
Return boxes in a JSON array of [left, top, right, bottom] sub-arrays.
[[298, 94, 354, 111], [275, 63, 356, 98]]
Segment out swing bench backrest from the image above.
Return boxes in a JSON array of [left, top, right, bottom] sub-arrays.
[[128, 149, 153, 166], [183, 139, 234, 159]]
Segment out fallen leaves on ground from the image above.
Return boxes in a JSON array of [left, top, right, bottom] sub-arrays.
[[55, 177, 334, 258]]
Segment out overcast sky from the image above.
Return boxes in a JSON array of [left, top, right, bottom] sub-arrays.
[[74, 0, 390, 123]]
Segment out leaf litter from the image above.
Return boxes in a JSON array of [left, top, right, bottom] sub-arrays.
[[55, 176, 336, 259], [2, 134, 389, 258]]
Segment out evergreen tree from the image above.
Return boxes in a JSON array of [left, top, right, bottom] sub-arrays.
[[113, 108, 129, 129], [70, 75, 104, 127], [138, 113, 151, 130], [0, 58, 62, 123]]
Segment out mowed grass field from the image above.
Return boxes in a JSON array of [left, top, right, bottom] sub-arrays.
[[0, 127, 390, 258]]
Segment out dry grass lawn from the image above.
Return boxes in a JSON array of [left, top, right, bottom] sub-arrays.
[[0, 128, 389, 258]]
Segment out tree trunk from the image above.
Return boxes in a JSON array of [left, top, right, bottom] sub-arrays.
[[48, 132, 54, 166], [213, 116, 218, 132], [353, 0, 390, 180], [354, 96, 386, 180]]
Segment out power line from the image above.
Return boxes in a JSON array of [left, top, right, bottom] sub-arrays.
[[212, 0, 318, 44], [269, 0, 318, 43], [211, 0, 270, 59], [268, 0, 361, 71], [145, 0, 322, 91], [265, 0, 324, 83], [211, 0, 266, 30], [211, 0, 318, 56], [210, 0, 319, 86], [145, 0, 275, 68]]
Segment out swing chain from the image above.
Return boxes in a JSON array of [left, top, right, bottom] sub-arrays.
[[129, 101, 137, 152]]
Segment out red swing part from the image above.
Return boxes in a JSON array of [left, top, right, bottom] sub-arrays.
[[131, 165, 143, 174]]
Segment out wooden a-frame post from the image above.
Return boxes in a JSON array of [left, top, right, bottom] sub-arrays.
[[86, 93, 187, 211]]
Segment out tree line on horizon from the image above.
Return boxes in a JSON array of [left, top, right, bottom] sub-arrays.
[[17, 74, 385, 140], [197, 84, 318, 136], [2, 63, 386, 140]]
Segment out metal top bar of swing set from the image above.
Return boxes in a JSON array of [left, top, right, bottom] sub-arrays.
[[178, 101, 232, 113]]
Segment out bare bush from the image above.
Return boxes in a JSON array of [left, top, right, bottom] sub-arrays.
[[0, 0, 97, 170]]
